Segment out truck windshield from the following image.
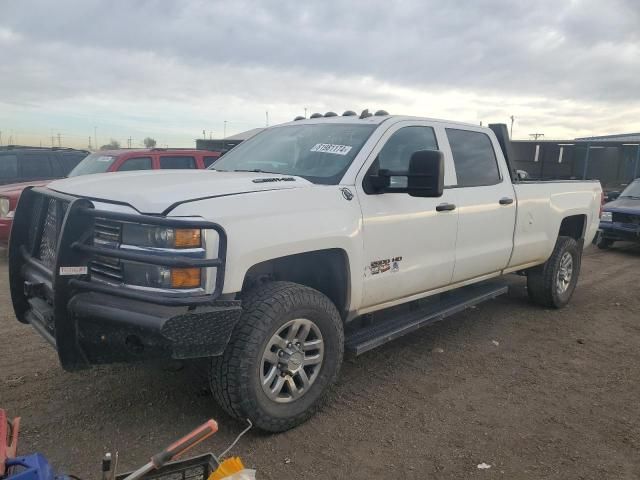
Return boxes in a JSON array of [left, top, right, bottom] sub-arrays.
[[210, 123, 377, 184], [620, 180, 640, 198], [68, 153, 117, 177]]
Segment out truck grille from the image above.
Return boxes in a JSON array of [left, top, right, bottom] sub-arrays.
[[612, 212, 640, 227], [90, 219, 124, 283]]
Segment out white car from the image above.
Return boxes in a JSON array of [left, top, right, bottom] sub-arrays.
[[9, 111, 602, 432]]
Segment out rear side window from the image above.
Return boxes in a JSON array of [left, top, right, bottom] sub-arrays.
[[20, 153, 53, 178], [0, 154, 18, 180], [203, 156, 219, 168], [118, 157, 152, 172], [59, 152, 88, 174], [160, 156, 196, 169], [446, 129, 501, 187]]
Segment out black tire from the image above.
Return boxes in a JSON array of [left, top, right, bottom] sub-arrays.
[[210, 281, 344, 432], [596, 235, 614, 249], [527, 236, 582, 309]]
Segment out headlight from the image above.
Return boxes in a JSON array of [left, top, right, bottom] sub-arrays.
[[122, 262, 202, 289], [117, 223, 206, 290], [0, 198, 9, 218], [600, 211, 612, 222], [121, 224, 201, 249]]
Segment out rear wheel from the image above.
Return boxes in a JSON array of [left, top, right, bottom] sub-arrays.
[[527, 236, 581, 309], [210, 281, 344, 432]]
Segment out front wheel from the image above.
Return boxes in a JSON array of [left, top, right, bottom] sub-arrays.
[[527, 236, 582, 309], [210, 282, 344, 432]]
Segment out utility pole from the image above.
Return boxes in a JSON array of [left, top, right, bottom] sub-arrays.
[[202, 129, 206, 140], [57, 133, 62, 147], [223, 121, 227, 139], [529, 133, 545, 140], [510, 115, 515, 139], [88, 136, 92, 150], [266, 111, 269, 127], [209, 131, 213, 140], [304, 107, 308, 118], [127, 137, 132, 148], [94, 126, 98, 151]]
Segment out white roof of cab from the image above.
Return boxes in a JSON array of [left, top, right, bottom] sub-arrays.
[[277, 114, 483, 130]]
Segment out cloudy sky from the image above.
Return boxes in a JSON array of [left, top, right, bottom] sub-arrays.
[[1, 0, 639, 149]]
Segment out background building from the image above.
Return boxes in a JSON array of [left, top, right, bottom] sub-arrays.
[[196, 128, 264, 154], [511, 133, 640, 189]]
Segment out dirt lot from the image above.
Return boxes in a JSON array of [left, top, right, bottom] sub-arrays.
[[1, 244, 640, 479]]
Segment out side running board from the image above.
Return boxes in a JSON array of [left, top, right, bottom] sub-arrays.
[[345, 280, 509, 356]]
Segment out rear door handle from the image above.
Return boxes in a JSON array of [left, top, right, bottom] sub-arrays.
[[436, 203, 456, 212], [499, 197, 514, 205]]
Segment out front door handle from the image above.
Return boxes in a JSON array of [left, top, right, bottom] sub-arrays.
[[499, 197, 514, 205], [436, 203, 456, 212]]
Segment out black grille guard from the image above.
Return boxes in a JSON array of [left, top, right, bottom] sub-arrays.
[[10, 186, 229, 317]]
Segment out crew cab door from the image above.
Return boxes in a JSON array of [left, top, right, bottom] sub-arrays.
[[356, 122, 459, 309], [443, 127, 516, 282]]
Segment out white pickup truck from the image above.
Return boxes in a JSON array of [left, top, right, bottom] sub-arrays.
[[9, 112, 602, 432]]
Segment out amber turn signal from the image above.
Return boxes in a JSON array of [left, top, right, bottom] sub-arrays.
[[171, 267, 201, 289], [174, 229, 201, 248]]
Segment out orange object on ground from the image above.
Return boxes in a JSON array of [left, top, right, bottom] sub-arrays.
[[209, 457, 245, 480]]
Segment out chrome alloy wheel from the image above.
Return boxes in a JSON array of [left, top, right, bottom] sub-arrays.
[[260, 318, 324, 403], [556, 251, 574, 294]]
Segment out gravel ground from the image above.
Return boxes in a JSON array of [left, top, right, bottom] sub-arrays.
[[1, 243, 639, 479]]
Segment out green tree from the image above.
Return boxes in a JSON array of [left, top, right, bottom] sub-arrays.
[[144, 137, 157, 148]]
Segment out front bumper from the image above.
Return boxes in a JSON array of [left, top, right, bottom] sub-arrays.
[[599, 222, 640, 242], [9, 187, 241, 370]]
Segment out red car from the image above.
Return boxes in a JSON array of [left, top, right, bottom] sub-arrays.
[[0, 148, 220, 246]]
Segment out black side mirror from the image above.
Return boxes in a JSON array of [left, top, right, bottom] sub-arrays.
[[365, 150, 444, 197], [407, 150, 444, 197]]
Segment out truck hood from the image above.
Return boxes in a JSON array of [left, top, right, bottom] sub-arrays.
[[604, 197, 640, 214], [47, 170, 311, 214]]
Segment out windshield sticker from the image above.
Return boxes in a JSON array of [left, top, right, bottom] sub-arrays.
[[310, 143, 353, 156], [96, 156, 113, 162]]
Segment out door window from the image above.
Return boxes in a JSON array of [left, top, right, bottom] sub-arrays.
[[159, 156, 196, 169], [446, 129, 501, 187], [365, 126, 438, 191], [118, 156, 153, 172], [20, 153, 53, 178], [0, 154, 18, 180], [377, 126, 439, 173]]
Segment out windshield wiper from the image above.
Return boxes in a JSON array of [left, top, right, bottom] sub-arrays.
[[232, 168, 279, 174]]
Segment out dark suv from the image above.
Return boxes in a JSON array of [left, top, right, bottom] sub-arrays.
[[0, 146, 89, 186]]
